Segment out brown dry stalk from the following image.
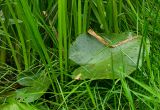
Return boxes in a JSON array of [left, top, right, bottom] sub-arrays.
[[88, 29, 110, 46], [109, 36, 138, 48], [88, 29, 138, 48]]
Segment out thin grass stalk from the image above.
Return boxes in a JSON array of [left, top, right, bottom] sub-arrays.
[[112, 0, 119, 33], [93, 88, 98, 109], [120, 78, 135, 110], [127, 0, 137, 16], [15, 4, 33, 67], [72, 0, 78, 36], [32, 0, 40, 15], [17, 0, 59, 100], [58, 0, 64, 83], [94, 0, 109, 34], [0, 5, 7, 65], [83, 0, 89, 33], [58, 81, 87, 109], [56, 79, 68, 109], [0, 18, 21, 72], [107, 0, 112, 32], [16, 0, 46, 63], [85, 82, 96, 108], [0, 37, 6, 64], [118, 0, 123, 31], [68, 4, 73, 64], [18, 0, 50, 66], [90, 1, 102, 28], [111, 51, 117, 110], [36, 13, 58, 48], [6, 0, 29, 69], [78, 0, 82, 35], [131, 90, 156, 109], [118, 86, 123, 110], [97, 88, 105, 110], [143, 21, 154, 83], [127, 75, 160, 100], [142, 1, 154, 83], [119, 0, 122, 14], [62, 0, 68, 78], [136, 0, 139, 36], [119, 50, 135, 110]]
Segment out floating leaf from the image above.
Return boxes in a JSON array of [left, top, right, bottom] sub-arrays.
[[16, 70, 50, 102], [69, 33, 150, 80]]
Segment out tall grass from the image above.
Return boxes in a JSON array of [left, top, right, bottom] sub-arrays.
[[0, 0, 160, 109]]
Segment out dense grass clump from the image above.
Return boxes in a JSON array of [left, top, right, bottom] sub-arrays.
[[0, 0, 160, 110]]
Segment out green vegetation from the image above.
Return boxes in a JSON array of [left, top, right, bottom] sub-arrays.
[[0, 0, 160, 109], [69, 32, 150, 80]]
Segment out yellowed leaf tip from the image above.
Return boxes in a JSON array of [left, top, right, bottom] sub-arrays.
[[75, 73, 82, 80]]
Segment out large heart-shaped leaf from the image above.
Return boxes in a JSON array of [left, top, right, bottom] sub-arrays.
[[16, 70, 50, 102], [69, 33, 150, 80]]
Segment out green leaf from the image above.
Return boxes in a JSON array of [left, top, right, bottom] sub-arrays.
[[0, 100, 39, 110], [0, 18, 23, 25], [16, 70, 50, 102], [69, 33, 150, 80]]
